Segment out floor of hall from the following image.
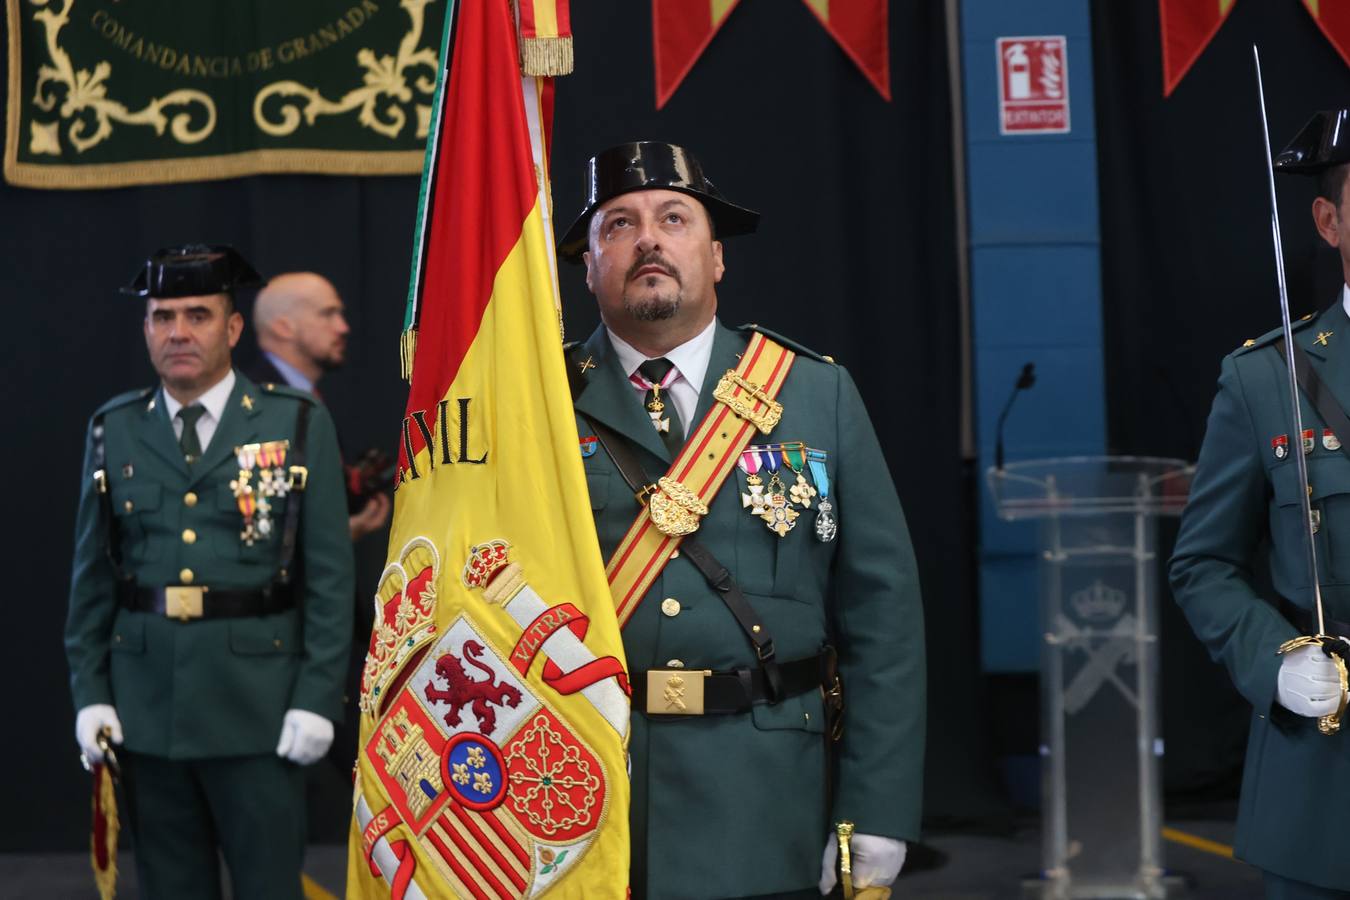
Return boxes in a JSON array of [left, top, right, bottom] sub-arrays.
[[0, 816, 1263, 898]]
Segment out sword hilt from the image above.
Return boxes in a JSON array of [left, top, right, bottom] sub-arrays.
[[1278, 634, 1349, 735]]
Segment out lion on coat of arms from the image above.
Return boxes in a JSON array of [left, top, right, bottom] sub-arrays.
[[423, 640, 523, 733]]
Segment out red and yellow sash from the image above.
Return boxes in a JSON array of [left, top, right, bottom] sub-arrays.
[[606, 332, 795, 626]]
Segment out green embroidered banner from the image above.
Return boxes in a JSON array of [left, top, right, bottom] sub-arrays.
[[4, 0, 445, 189]]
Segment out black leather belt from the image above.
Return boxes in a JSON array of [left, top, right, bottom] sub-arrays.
[[1286, 604, 1350, 639], [119, 584, 295, 621], [633, 651, 831, 716]]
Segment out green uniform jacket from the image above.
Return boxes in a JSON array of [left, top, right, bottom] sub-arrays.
[[65, 371, 355, 760], [570, 322, 926, 900], [1170, 300, 1350, 891]]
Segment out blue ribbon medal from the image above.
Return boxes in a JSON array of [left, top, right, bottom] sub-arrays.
[[806, 448, 837, 543]]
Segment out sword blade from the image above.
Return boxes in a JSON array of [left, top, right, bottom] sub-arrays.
[[1254, 44, 1326, 635]]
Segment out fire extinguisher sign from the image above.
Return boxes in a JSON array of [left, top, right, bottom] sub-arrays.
[[996, 36, 1070, 135]]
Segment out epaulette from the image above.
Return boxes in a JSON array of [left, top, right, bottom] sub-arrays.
[[1234, 313, 1317, 355], [94, 386, 155, 416], [737, 323, 836, 364], [258, 381, 319, 403]]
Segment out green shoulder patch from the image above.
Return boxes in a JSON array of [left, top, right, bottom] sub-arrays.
[[737, 323, 836, 364], [1234, 314, 1317, 355], [94, 386, 155, 416]]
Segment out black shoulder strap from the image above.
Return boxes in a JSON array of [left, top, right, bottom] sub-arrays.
[[272, 400, 312, 591], [577, 411, 783, 702], [1277, 342, 1350, 462]]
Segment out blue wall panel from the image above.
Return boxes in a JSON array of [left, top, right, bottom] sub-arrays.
[[962, 0, 1105, 672]]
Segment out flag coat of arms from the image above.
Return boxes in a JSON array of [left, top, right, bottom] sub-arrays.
[[347, 2, 630, 897]]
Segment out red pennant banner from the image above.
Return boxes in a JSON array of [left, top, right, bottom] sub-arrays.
[[652, 0, 889, 109], [802, 0, 891, 101], [1159, 0, 1236, 97], [1303, 0, 1350, 70]]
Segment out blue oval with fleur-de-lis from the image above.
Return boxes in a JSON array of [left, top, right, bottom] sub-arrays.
[[442, 732, 507, 811]]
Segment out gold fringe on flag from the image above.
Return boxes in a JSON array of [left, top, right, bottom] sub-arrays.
[[399, 327, 418, 383], [520, 35, 574, 76]]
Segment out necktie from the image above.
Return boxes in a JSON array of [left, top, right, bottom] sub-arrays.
[[637, 358, 684, 456], [177, 404, 206, 464]]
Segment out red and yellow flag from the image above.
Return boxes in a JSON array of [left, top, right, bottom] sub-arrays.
[[349, 2, 630, 897]]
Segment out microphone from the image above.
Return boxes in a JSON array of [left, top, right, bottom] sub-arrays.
[[994, 362, 1036, 470]]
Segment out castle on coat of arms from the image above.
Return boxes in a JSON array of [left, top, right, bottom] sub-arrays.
[[374, 708, 444, 819]]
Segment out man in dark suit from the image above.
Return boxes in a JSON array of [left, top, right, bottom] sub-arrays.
[[66, 245, 354, 899], [557, 142, 926, 899], [247, 271, 391, 541], [1171, 110, 1350, 899]]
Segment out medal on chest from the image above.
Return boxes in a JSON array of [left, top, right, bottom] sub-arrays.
[[806, 448, 837, 542], [738, 442, 837, 541], [230, 440, 291, 546], [738, 446, 798, 536]]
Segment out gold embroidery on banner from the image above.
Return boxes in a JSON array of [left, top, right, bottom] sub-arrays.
[[374, 707, 444, 819], [27, 0, 216, 155], [253, 0, 438, 140]]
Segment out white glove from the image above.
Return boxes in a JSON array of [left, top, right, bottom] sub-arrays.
[[819, 832, 907, 895], [75, 704, 123, 764], [275, 709, 334, 765], [1277, 640, 1348, 718]]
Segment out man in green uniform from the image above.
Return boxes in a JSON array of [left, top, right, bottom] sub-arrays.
[[1171, 111, 1350, 899], [557, 142, 926, 899], [65, 245, 354, 899]]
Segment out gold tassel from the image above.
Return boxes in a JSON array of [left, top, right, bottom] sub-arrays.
[[520, 36, 573, 76], [92, 765, 119, 900], [399, 328, 418, 383]]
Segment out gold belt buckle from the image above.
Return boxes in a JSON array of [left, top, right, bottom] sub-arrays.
[[712, 370, 782, 435], [645, 669, 710, 715], [165, 585, 206, 621]]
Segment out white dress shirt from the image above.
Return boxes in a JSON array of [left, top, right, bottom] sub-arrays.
[[162, 369, 236, 454], [607, 318, 717, 438], [1341, 283, 1349, 318]]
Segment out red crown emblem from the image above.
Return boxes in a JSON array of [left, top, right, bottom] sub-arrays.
[[360, 537, 440, 716], [462, 539, 512, 589]]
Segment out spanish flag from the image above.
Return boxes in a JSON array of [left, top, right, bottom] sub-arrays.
[[348, 1, 630, 897]]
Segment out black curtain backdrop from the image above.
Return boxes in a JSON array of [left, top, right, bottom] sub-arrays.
[[1092, 1, 1350, 800], [1, 0, 985, 851]]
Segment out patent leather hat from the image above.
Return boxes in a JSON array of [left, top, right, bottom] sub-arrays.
[[121, 244, 264, 298], [1275, 110, 1350, 175], [558, 141, 759, 263]]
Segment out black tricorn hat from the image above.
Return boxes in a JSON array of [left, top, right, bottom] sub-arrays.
[[557, 141, 759, 263], [121, 244, 264, 298], [1275, 110, 1350, 175]]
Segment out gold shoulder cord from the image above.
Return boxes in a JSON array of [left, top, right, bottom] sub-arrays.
[[1277, 635, 1350, 734]]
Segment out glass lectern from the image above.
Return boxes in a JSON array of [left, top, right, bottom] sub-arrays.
[[988, 456, 1193, 900]]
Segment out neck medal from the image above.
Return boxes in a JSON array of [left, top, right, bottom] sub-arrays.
[[806, 448, 837, 542], [646, 383, 671, 434]]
